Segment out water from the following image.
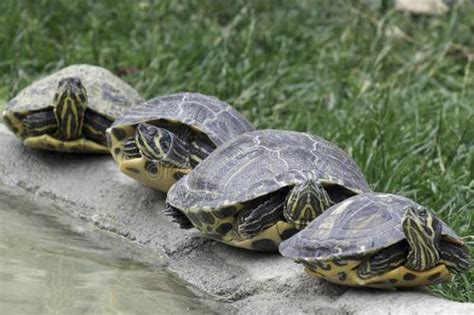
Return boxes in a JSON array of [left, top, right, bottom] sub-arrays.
[[0, 187, 228, 314]]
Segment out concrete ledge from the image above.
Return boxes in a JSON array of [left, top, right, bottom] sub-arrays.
[[1, 124, 472, 314]]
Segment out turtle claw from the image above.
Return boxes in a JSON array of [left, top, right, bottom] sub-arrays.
[[163, 204, 194, 229]]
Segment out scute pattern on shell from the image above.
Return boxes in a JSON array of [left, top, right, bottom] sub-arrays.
[[167, 129, 371, 211], [111, 92, 255, 146], [279, 192, 460, 261], [6, 64, 143, 118]]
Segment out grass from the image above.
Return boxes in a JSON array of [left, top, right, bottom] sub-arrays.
[[0, 0, 472, 302]]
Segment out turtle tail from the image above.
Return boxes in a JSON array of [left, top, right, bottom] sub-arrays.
[[163, 204, 194, 229]]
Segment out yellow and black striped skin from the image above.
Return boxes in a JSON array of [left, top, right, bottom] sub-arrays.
[[135, 123, 192, 169], [53, 78, 88, 141], [3, 65, 143, 153], [283, 180, 332, 229], [403, 207, 441, 271], [220, 182, 336, 245]]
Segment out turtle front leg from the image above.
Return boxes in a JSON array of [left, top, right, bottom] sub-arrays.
[[234, 192, 286, 239], [23, 110, 58, 137], [283, 180, 332, 229], [135, 123, 191, 168], [357, 242, 408, 279], [169, 128, 215, 168], [188, 138, 215, 168], [438, 240, 470, 273], [82, 109, 112, 145]]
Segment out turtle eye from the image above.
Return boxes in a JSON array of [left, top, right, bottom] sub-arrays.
[[73, 77, 82, 86], [418, 208, 427, 217], [425, 226, 433, 237]]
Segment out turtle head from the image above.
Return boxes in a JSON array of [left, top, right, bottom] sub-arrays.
[[402, 207, 442, 271], [53, 77, 88, 140], [135, 123, 190, 169], [283, 180, 331, 229]]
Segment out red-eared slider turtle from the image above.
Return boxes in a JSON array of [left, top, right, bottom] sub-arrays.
[[3, 65, 143, 153], [165, 129, 370, 251], [279, 192, 470, 288], [107, 92, 255, 192]]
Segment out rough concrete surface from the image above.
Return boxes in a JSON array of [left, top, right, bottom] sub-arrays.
[[0, 123, 472, 315]]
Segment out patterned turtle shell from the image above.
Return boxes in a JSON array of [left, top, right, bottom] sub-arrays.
[[3, 64, 143, 153], [279, 192, 468, 288], [167, 129, 371, 251], [107, 92, 255, 192]]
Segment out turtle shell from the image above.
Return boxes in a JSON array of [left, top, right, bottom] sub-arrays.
[[167, 129, 370, 212], [5, 64, 142, 122], [109, 92, 255, 146], [279, 192, 462, 261]]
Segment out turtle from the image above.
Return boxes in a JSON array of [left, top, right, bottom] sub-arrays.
[[165, 129, 371, 251], [2, 64, 143, 153], [279, 192, 470, 288], [106, 92, 255, 192]]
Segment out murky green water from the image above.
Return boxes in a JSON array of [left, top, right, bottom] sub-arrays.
[[0, 187, 227, 314]]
